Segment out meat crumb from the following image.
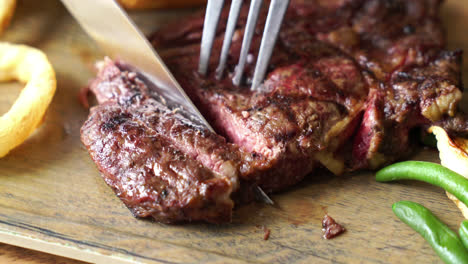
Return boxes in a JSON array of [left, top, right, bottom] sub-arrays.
[[322, 214, 345, 239], [263, 226, 271, 240]]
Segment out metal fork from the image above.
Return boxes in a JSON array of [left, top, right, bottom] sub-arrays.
[[198, 0, 290, 90]]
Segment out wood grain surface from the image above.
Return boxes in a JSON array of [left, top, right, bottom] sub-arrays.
[[0, 243, 86, 264], [0, 0, 468, 263]]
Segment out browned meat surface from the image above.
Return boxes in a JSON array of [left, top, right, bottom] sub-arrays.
[[170, 46, 368, 192], [158, 14, 369, 192], [352, 50, 463, 169], [81, 61, 243, 223], [154, 0, 466, 174], [322, 214, 346, 239], [81, 0, 468, 223]]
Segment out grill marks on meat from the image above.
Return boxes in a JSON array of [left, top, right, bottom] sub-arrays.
[[81, 0, 468, 223], [309, 0, 464, 168], [82, 104, 232, 223], [154, 0, 465, 172], [352, 51, 463, 169], [162, 26, 368, 191], [81, 61, 242, 223]]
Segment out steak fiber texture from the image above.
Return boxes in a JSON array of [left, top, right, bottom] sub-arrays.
[[81, 0, 468, 223], [81, 60, 243, 223]]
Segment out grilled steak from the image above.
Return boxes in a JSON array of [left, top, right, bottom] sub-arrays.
[[164, 42, 368, 192], [81, 60, 244, 223], [153, 0, 465, 172], [81, 0, 468, 223]]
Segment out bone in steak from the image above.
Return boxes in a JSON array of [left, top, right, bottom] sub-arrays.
[[81, 0, 468, 223]]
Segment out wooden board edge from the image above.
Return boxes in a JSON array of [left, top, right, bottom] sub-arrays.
[[0, 227, 142, 264]]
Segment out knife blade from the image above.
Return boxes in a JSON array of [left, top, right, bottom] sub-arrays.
[[60, 0, 213, 131]]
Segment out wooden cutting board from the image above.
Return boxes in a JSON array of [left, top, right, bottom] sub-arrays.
[[1, 0, 468, 263]]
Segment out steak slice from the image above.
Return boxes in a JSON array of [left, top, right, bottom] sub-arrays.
[[81, 61, 243, 223], [153, 0, 467, 173], [352, 50, 464, 169], [289, 0, 465, 169], [163, 39, 368, 192]]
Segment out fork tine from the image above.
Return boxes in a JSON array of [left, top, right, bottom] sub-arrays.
[[232, 0, 263, 86], [251, 0, 290, 90], [199, 0, 226, 76], [215, 0, 244, 80]]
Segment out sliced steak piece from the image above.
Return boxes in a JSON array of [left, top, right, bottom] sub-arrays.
[[88, 59, 154, 106], [352, 50, 464, 169], [81, 61, 244, 223], [303, 0, 465, 168], [164, 40, 368, 192], [152, 0, 466, 173]]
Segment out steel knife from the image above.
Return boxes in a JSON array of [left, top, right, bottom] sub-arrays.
[[60, 0, 213, 131]]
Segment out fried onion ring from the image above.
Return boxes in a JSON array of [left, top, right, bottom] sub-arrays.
[[0, 0, 16, 34], [0, 42, 56, 157]]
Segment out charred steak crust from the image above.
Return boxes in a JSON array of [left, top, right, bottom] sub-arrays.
[[81, 103, 233, 223], [154, 0, 465, 172], [161, 24, 370, 192], [81, 61, 243, 223], [81, 0, 468, 223]]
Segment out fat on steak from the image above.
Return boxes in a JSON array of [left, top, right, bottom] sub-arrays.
[[81, 0, 468, 223]]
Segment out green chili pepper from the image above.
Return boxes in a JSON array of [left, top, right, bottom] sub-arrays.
[[393, 201, 468, 264], [459, 220, 468, 250], [376, 161, 468, 207]]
